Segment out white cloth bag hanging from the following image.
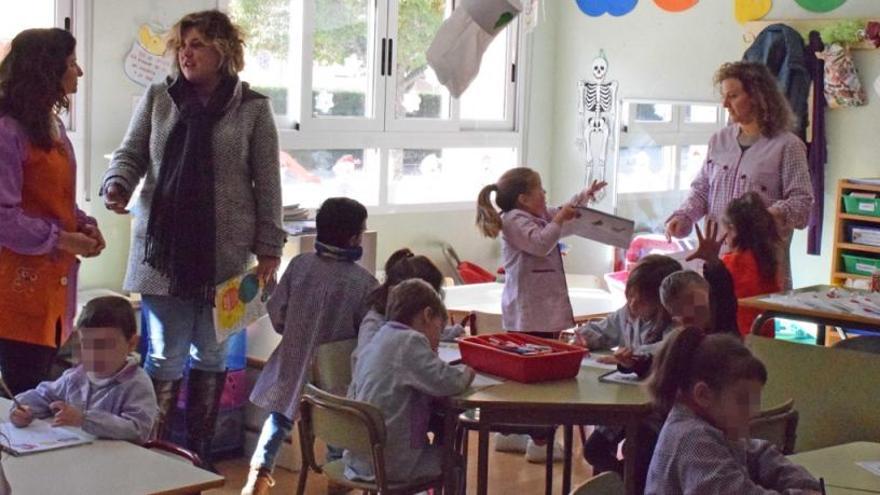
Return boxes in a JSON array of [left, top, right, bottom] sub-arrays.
[[426, 0, 522, 98]]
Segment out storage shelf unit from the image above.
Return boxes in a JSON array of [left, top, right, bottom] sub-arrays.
[[831, 179, 880, 286]]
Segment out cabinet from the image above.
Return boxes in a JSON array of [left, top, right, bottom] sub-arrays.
[[830, 179, 880, 286]]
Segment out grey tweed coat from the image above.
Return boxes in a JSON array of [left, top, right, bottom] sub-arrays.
[[102, 78, 286, 295]]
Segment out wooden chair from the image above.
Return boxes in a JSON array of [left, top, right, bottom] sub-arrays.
[[296, 384, 446, 495], [749, 399, 799, 455], [143, 439, 203, 466], [569, 472, 625, 495], [833, 335, 880, 354]]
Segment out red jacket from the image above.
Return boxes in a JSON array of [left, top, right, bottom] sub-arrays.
[[722, 250, 781, 337]]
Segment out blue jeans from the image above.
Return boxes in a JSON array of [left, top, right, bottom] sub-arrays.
[[142, 295, 228, 381], [251, 412, 344, 471]]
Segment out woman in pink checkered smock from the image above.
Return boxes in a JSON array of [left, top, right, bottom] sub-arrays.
[[665, 62, 813, 289]]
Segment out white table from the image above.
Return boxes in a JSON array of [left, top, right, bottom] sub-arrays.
[[443, 282, 620, 323], [0, 400, 224, 495]]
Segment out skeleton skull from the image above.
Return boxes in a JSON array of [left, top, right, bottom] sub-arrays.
[[591, 54, 608, 82]]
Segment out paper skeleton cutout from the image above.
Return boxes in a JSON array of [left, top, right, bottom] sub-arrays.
[[577, 50, 619, 199]]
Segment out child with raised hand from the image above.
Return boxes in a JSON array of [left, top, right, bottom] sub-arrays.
[[721, 192, 783, 336], [659, 217, 740, 336], [10, 296, 157, 443], [344, 279, 475, 483], [244, 197, 377, 495], [645, 327, 821, 494], [351, 247, 463, 370]]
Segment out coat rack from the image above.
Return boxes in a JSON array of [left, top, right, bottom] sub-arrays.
[[744, 19, 880, 50]]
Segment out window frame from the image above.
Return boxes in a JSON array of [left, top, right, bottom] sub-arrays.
[[223, 0, 527, 212]]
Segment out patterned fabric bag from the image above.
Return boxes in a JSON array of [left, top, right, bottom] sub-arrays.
[[819, 43, 867, 109]]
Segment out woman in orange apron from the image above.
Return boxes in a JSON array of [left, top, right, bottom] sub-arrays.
[[0, 28, 105, 395]]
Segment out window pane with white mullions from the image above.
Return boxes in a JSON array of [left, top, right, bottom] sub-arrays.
[[678, 144, 707, 190], [684, 104, 718, 124], [0, 1, 56, 61], [229, 0, 300, 125], [616, 146, 675, 194], [391, 0, 452, 122], [459, 28, 509, 121], [310, 0, 377, 119], [632, 103, 672, 123], [388, 147, 516, 205], [280, 149, 380, 208]]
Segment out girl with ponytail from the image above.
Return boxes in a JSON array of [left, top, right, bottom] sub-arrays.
[[475, 167, 605, 462], [475, 167, 606, 336], [644, 327, 821, 494]]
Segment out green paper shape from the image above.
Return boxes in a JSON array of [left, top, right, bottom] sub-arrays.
[[494, 12, 515, 30], [794, 0, 846, 13]]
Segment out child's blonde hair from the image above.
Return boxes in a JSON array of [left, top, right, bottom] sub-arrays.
[[476, 167, 541, 238], [647, 327, 767, 413], [386, 279, 447, 327]]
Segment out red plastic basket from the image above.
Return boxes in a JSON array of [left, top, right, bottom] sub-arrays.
[[458, 333, 586, 383]]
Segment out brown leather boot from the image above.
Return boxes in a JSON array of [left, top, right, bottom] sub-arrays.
[[185, 369, 227, 472], [151, 377, 182, 441]]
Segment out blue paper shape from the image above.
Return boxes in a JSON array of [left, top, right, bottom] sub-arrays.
[[575, 0, 639, 17]]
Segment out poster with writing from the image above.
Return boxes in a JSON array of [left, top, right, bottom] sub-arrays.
[[123, 24, 172, 87], [213, 269, 269, 343]]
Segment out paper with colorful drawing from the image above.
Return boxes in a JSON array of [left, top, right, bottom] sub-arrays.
[[759, 288, 880, 321]]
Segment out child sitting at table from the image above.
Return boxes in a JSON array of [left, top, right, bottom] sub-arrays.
[[351, 247, 463, 370], [575, 254, 681, 476], [344, 279, 475, 483], [645, 327, 821, 494], [721, 192, 783, 337], [243, 197, 378, 495], [9, 296, 157, 443]]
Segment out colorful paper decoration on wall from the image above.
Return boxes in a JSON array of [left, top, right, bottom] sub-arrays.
[[574, 0, 639, 17], [794, 0, 846, 13], [123, 24, 172, 87], [654, 0, 698, 13], [735, 0, 772, 23]]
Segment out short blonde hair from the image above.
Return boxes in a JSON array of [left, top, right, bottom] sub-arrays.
[[166, 10, 245, 76]]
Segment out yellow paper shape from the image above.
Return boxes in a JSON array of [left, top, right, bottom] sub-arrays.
[[138, 24, 166, 56], [735, 0, 772, 24]]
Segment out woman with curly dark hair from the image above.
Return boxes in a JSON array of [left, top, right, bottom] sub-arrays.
[[666, 61, 813, 288], [0, 28, 105, 394]]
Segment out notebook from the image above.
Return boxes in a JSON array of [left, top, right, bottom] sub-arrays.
[[0, 419, 94, 456]]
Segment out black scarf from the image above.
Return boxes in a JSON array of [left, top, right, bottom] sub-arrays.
[[144, 75, 238, 302]]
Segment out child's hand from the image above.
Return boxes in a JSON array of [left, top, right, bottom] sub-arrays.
[[614, 347, 636, 368], [596, 355, 619, 365], [685, 219, 727, 263], [582, 180, 608, 204], [50, 401, 84, 427], [462, 366, 476, 386], [9, 405, 33, 428], [553, 203, 579, 225]]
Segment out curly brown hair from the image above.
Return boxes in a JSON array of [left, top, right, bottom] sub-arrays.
[[714, 61, 794, 137], [166, 10, 245, 76], [0, 28, 76, 150]]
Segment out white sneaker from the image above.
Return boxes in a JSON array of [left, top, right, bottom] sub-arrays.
[[525, 439, 564, 464], [493, 433, 528, 453]]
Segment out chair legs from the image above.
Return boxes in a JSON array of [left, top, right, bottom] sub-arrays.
[[295, 462, 308, 495]]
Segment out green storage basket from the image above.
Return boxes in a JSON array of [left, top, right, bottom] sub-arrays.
[[842, 253, 880, 276], [843, 195, 880, 217]]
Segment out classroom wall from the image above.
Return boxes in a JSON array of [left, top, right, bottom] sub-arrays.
[[544, 0, 880, 287], [76, 0, 559, 290]]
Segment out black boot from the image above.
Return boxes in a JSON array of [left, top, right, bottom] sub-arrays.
[[583, 429, 624, 475], [151, 378, 182, 441], [185, 369, 226, 472]]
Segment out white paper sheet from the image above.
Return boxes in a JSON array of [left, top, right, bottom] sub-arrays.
[[0, 420, 93, 456], [581, 354, 618, 370], [438, 344, 462, 364], [568, 207, 635, 249], [453, 364, 506, 389], [857, 461, 880, 477]]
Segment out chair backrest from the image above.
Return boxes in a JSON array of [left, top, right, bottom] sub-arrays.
[[747, 336, 880, 452], [300, 384, 385, 457], [749, 399, 799, 454], [834, 335, 880, 354], [142, 440, 202, 467], [570, 472, 625, 495], [311, 338, 358, 396], [471, 310, 504, 335]]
